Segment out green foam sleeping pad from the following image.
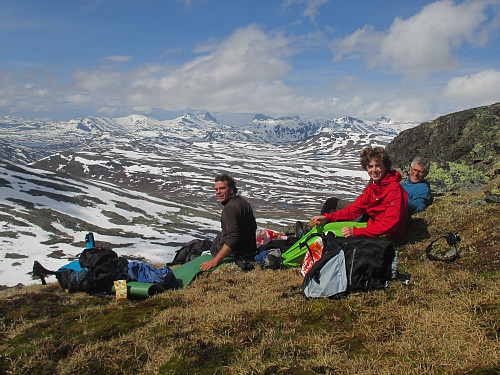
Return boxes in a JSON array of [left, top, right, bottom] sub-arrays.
[[281, 221, 368, 267]]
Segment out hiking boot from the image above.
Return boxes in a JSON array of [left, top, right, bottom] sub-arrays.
[[294, 221, 311, 238], [282, 224, 296, 236]]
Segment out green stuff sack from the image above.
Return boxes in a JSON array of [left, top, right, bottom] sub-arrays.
[[281, 221, 368, 268]]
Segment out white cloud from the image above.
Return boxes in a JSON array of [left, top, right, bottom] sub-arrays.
[[97, 106, 122, 115], [331, 75, 365, 91], [173, 0, 203, 10], [73, 69, 123, 92], [383, 98, 435, 122], [104, 55, 133, 63], [444, 69, 500, 104], [110, 24, 330, 115], [281, 0, 332, 23], [64, 25, 326, 116], [328, 94, 436, 122], [64, 94, 92, 104], [303, 0, 331, 23], [333, 0, 500, 75]]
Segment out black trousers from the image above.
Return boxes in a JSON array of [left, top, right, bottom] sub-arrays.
[[321, 197, 370, 222]]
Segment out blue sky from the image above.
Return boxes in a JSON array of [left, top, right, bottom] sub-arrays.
[[1, 0, 499, 124]]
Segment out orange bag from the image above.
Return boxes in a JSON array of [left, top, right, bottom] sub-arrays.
[[300, 237, 324, 276]]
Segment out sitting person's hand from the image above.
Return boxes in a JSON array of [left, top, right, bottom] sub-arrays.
[[200, 259, 219, 271], [310, 216, 327, 226], [342, 227, 354, 237]]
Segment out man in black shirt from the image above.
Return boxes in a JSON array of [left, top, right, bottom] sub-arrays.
[[200, 174, 257, 271]]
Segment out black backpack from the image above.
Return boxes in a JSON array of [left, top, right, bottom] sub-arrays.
[[302, 232, 397, 298], [79, 247, 118, 268], [33, 246, 128, 294], [168, 239, 213, 265]]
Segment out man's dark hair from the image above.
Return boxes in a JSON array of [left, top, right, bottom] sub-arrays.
[[214, 174, 238, 194]]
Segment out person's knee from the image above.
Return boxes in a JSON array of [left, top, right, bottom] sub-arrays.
[[321, 197, 352, 214], [321, 197, 340, 215]]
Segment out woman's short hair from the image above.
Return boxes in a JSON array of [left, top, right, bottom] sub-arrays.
[[214, 174, 238, 195], [360, 147, 392, 171]]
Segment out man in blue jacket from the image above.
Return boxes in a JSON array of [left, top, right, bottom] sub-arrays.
[[400, 157, 432, 215]]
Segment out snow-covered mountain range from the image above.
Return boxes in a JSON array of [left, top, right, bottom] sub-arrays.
[[0, 112, 419, 287], [0, 113, 417, 163]]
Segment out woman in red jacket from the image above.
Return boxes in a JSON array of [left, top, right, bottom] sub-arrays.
[[311, 147, 408, 242]]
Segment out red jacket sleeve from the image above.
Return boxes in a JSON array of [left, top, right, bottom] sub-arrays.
[[324, 188, 370, 223]]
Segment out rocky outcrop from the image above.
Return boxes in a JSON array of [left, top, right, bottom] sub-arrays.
[[386, 102, 500, 193], [387, 102, 499, 169]]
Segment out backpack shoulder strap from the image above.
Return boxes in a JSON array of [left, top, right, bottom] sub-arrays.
[[299, 233, 321, 260]]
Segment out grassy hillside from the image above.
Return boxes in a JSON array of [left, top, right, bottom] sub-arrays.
[[1, 182, 499, 374]]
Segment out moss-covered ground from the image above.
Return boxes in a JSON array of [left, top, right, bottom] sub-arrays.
[[0, 188, 499, 375]]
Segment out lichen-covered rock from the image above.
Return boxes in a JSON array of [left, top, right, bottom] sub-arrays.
[[387, 102, 500, 169], [387, 102, 500, 193]]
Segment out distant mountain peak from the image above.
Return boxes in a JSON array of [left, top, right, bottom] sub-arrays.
[[253, 113, 272, 121], [376, 116, 392, 124], [127, 114, 149, 122], [201, 112, 218, 123]]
